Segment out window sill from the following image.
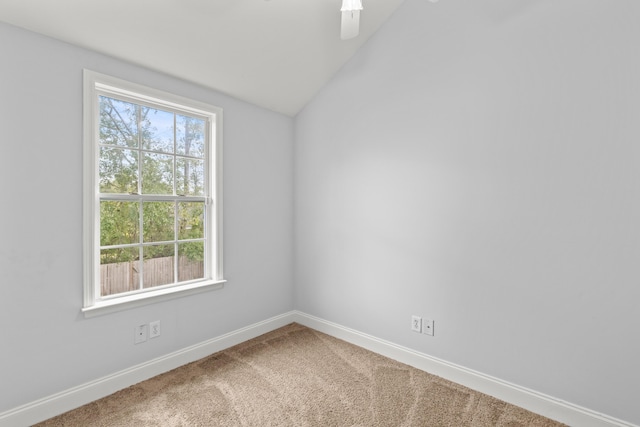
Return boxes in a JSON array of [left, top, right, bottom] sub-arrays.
[[82, 279, 226, 318]]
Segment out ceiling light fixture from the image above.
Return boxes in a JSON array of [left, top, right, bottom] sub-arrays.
[[340, 0, 363, 40]]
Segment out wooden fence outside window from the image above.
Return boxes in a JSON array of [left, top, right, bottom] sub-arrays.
[[100, 256, 204, 296]]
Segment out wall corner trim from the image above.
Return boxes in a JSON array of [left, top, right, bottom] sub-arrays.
[[290, 311, 638, 427], [1, 310, 636, 427]]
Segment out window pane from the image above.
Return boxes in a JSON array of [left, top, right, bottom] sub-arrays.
[[143, 108, 175, 153], [176, 158, 204, 196], [99, 96, 139, 148], [176, 115, 205, 158], [142, 244, 175, 288], [142, 152, 174, 194], [178, 202, 205, 240], [99, 147, 138, 193], [143, 202, 175, 243], [100, 201, 139, 246], [178, 241, 204, 282], [100, 247, 140, 296], [87, 72, 221, 312]]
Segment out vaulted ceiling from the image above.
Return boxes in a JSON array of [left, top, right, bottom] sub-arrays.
[[0, 0, 409, 116]]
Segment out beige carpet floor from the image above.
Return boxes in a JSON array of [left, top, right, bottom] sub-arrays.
[[36, 323, 565, 426]]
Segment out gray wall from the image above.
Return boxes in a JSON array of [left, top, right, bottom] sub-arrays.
[[295, 0, 640, 424], [0, 22, 294, 412], [3, 0, 640, 424]]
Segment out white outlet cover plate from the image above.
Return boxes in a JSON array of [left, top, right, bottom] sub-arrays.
[[149, 320, 161, 338], [134, 324, 148, 344], [423, 318, 434, 336], [411, 315, 422, 332]]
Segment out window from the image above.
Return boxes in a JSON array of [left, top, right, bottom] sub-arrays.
[[83, 70, 224, 316]]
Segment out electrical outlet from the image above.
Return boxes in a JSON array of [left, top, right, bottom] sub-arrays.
[[423, 318, 434, 336], [149, 320, 161, 338], [134, 324, 148, 344], [411, 315, 422, 332]]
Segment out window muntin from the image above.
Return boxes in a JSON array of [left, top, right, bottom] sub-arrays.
[[83, 70, 224, 316]]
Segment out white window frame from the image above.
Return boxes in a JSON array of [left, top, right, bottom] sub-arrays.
[[82, 70, 224, 317]]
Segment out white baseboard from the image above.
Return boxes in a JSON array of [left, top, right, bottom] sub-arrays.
[[0, 312, 297, 427], [290, 311, 637, 427], [2, 310, 636, 427]]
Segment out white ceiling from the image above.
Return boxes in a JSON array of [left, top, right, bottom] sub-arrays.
[[0, 0, 407, 116]]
